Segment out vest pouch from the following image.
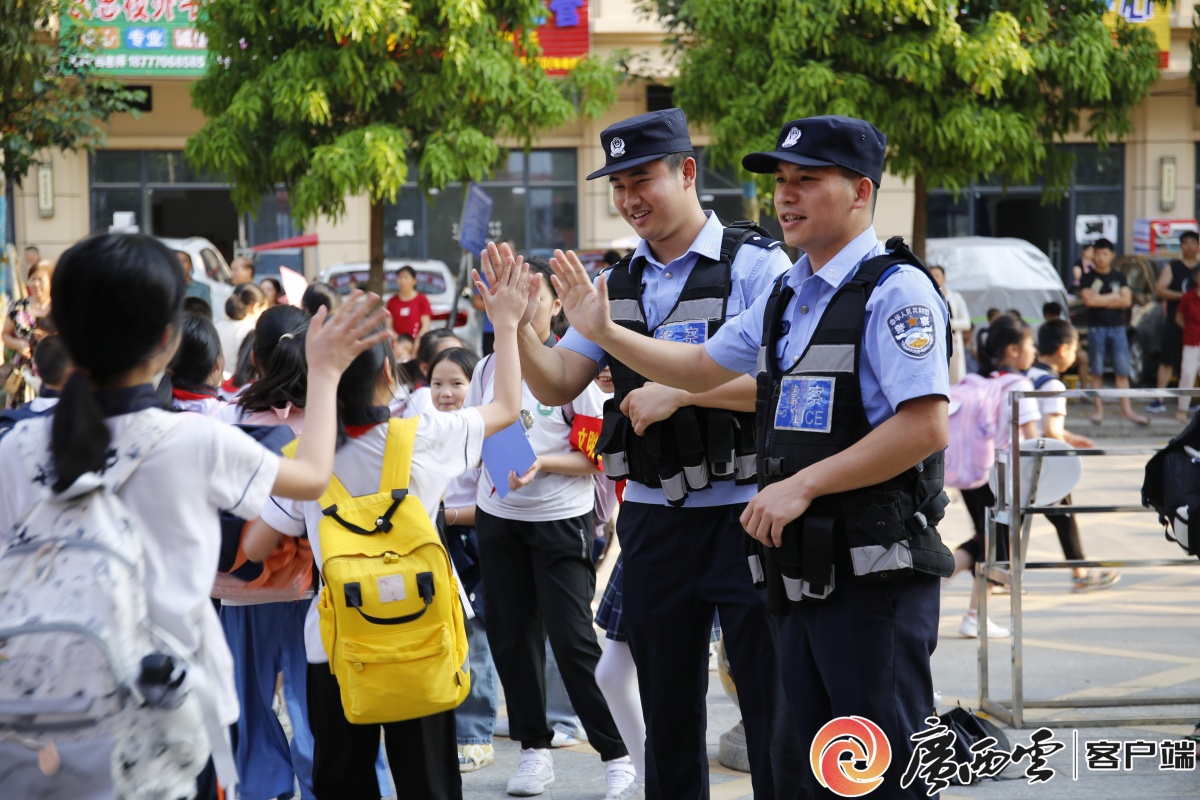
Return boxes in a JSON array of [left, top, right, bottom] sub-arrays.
[[706, 409, 736, 480], [643, 423, 686, 503], [672, 406, 710, 492], [596, 401, 631, 481], [844, 498, 916, 583], [907, 523, 955, 579], [733, 415, 757, 484]]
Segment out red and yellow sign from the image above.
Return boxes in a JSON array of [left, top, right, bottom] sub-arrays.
[[530, 0, 590, 76], [1105, 0, 1171, 69]]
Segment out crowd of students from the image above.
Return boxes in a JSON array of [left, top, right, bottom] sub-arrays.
[[0, 232, 653, 800]]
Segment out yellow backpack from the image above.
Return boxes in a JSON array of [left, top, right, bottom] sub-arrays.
[[316, 417, 470, 724]]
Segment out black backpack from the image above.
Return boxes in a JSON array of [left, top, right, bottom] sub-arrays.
[[1141, 413, 1200, 558]]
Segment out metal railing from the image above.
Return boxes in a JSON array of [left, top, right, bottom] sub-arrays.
[[977, 387, 1200, 728]]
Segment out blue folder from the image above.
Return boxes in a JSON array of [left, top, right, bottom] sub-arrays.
[[481, 420, 537, 499]]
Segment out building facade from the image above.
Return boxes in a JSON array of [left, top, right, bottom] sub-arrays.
[[10, 0, 1200, 279]]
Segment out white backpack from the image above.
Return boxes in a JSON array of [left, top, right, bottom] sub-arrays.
[[0, 411, 229, 799]]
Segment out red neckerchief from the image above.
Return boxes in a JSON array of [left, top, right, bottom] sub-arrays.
[[345, 422, 385, 439], [221, 377, 241, 394], [172, 386, 219, 401]]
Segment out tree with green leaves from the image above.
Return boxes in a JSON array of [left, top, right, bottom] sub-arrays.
[[186, 0, 621, 294], [0, 0, 144, 184], [644, 0, 1161, 257]]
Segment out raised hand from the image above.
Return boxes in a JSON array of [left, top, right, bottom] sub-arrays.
[[305, 290, 393, 378], [477, 242, 538, 328], [550, 249, 611, 342], [473, 247, 530, 330]]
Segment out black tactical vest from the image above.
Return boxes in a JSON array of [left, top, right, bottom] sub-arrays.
[[596, 222, 780, 506], [751, 238, 955, 612]]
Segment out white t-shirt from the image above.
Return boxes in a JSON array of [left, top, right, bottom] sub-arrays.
[[260, 408, 485, 663], [1024, 365, 1067, 433], [995, 372, 1041, 454], [216, 317, 257, 379], [466, 355, 605, 522], [388, 385, 434, 419], [0, 408, 281, 725], [443, 467, 480, 511]]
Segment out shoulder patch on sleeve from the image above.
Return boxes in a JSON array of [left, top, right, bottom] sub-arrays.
[[886, 304, 938, 358]]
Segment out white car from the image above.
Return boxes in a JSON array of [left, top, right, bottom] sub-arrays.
[[157, 236, 234, 322], [317, 259, 481, 347]]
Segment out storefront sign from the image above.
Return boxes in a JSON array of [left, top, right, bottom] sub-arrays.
[[1075, 214, 1118, 245], [1133, 218, 1199, 255], [1105, 0, 1171, 69], [528, 0, 590, 76], [63, 0, 209, 77]]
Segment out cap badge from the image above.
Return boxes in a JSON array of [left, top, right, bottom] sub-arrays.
[[782, 127, 802, 148], [610, 137, 626, 158]]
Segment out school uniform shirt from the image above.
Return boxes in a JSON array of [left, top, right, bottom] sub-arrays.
[[388, 385, 434, 419], [466, 357, 606, 522], [259, 407, 485, 664], [443, 466, 480, 511], [216, 316, 258, 379], [706, 225, 950, 427], [993, 371, 1040, 454], [556, 210, 792, 508], [1025, 364, 1067, 434], [0, 397, 282, 725]]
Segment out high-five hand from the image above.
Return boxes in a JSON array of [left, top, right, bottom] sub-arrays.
[[478, 242, 538, 329], [550, 249, 611, 342], [473, 247, 530, 330]]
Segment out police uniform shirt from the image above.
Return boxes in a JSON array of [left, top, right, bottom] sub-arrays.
[[705, 225, 950, 426], [557, 210, 792, 507]]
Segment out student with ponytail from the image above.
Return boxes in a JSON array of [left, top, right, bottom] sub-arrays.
[[949, 313, 1040, 639], [164, 311, 226, 415], [0, 233, 390, 796], [242, 252, 529, 800]]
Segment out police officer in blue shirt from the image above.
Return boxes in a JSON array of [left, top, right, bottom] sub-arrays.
[[549, 115, 955, 800], [485, 108, 798, 800]]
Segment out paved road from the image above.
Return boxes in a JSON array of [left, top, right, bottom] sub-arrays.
[[463, 436, 1200, 799]]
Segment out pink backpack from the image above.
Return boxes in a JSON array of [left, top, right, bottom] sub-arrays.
[[944, 372, 1030, 489]]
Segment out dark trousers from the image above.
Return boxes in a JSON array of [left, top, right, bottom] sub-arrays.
[[1046, 494, 1085, 561], [305, 663, 462, 800], [619, 502, 799, 800], [777, 574, 941, 800], [958, 484, 1009, 565], [475, 508, 627, 761]]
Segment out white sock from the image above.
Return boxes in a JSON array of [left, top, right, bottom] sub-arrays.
[[594, 643, 646, 777]]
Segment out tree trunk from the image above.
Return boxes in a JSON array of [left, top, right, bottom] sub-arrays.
[[369, 198, 385, 297], [911, 171, 928, 262]]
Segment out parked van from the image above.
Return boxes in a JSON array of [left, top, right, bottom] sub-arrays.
[[157, 236, 234, 322]]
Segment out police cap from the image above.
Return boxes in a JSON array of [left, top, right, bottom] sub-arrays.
[[586, 108, 694, 181], [742, 116, 887, 186]]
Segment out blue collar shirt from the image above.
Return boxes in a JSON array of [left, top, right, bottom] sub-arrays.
[[557, 211, 792, 507], [705, 226, 950, 429]]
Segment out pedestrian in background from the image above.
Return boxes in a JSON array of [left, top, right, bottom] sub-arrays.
[[387, 265, 433, 340]]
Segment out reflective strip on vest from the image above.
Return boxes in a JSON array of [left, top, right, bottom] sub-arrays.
[[661, 472, 687, 504], [610, 299, 642, 322], [602, 451, 629, 480], [795, 344, 855, 374], [782, 570, 837, 601], [850, 542, 914, 577], [735, 454, 756, 481], [748, 554, 764, 584], [683, 461, 710, 491], [757, 346, 768, 375], [663, 298, 725, 326]]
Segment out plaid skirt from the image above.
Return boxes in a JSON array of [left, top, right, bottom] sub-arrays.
[[595, 555, 721, 644]]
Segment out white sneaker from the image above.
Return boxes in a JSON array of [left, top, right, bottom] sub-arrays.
[[551, 728, 586, 747], [958, 611, 1010, 639], [507, 748, 554, 796], [605, 758, 638, 799]]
